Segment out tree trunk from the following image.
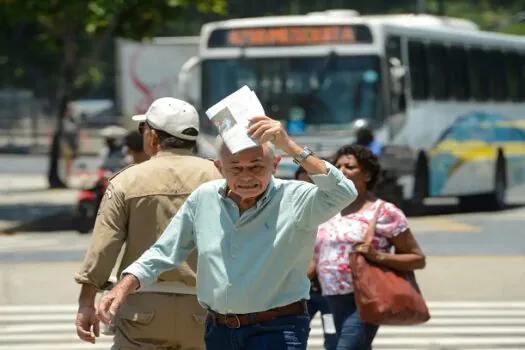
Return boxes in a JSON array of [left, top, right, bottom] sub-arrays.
[[47, 10, 121, 189], [47, 35, 77, 189]]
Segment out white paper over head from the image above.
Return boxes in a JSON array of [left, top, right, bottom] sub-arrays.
[[205, 86, 266, 154]]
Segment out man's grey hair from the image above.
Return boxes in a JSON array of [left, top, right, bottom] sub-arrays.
[[215, 135, 275, 160]]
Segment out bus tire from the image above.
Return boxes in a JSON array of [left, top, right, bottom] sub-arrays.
[[407, 152, 428, 215], [485, 153, 507, 210], [459, 153, 506, 211]]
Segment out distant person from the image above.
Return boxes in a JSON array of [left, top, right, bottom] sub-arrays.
[[98, 125, 128, 171], [352, 119, 383, 156], [61, 104, 81, 178], [296, 166, 338, 350], [124, 130, 150, 164]]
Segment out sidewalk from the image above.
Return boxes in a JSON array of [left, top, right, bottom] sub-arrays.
[[0, 174, 79, 234], [0, 129, 106, 156]]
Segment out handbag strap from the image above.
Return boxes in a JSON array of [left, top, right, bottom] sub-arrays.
[[364, 201, 383, 244]]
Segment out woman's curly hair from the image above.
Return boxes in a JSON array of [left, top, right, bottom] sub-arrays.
[[332, 144, 381, 190]]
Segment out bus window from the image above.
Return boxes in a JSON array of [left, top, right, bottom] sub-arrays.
[[520, 53, 525, 101], [505, 52, 522, 102], [408, 40, 429, 100], [201, 56, 382, 133], [427, 43, 449, 100], [385, 35, 406, 114], [447, 45, 470, 101], [386, 35, 402, 59], [469, 48, 490, 101], [489, 50, 508, 101]]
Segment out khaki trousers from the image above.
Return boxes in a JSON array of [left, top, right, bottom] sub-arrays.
[[111, 293, 206, 350]]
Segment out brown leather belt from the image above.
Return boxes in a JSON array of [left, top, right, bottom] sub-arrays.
[[207, 300, 307, 328]]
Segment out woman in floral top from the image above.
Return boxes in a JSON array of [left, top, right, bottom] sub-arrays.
[[314, 144, 426, 349]]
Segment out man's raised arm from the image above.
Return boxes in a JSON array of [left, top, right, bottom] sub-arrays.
[[292, 160, 358, 229], [247, 115, 358, 230]]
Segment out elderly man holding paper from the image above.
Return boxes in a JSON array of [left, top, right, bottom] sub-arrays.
[[97, 90, 358, 350]]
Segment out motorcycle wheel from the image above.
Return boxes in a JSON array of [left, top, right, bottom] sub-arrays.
[[74, 199, 97, 234]]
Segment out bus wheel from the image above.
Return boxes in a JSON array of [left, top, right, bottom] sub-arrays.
[[485, 155, 507, 210], [407, 153, 428, 215], [459, 155, 506, 211]]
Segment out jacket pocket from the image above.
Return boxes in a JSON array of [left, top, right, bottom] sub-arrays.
[[118, 304, 155, 325]]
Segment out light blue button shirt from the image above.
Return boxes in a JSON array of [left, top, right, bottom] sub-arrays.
[[123, 161, 357, 314]]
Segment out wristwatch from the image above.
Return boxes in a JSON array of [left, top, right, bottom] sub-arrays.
[[293, 146, 314, 165]]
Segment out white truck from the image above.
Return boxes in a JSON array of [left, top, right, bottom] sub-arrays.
[[115, 36, 200, 128]]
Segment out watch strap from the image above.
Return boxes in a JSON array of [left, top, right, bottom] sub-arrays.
[[293, 146, 314, 165]]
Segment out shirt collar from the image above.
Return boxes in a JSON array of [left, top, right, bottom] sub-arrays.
[[154, 149, 195, 158]]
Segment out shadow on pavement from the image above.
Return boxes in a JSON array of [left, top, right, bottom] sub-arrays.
[[0, 203, 75, 233], [405, 201, 525, 217], [0, 145, 33, 154]]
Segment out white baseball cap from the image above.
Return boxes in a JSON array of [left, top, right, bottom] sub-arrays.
[[132, 97, 199, 141]]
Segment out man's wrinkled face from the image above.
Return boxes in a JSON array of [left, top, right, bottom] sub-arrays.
[[215, 144, 280, 200]]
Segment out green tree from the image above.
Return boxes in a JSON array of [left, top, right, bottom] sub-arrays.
[[422, 0, 525, 34], [0, 0, 225, 188]]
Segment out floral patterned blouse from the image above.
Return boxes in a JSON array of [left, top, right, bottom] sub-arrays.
[[314, 199, 409, 296]]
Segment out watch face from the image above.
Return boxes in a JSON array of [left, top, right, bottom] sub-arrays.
[[303, 147, 313, 157], [297, 147, 313, 160]]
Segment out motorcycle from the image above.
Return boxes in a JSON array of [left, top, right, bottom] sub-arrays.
[[74, 167, 113, 234], [74, 149, 128, 234], [74, 125, 131, 234]]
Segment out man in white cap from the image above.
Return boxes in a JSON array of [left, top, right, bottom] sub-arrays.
[[74, 97, 222, 349]]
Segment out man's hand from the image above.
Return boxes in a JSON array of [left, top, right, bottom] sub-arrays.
[[247, 116, 290, 150], [76, 306, 100, 343], [96, 289, 122, 325], [96, 274, 139, 325], [248, 115, 328, 175]]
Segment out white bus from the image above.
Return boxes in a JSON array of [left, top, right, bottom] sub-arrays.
[[179, 9, 525, 210]]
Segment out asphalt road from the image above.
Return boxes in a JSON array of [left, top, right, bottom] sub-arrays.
[[2, 154, 525, 260], [1, 155, 524, 350]]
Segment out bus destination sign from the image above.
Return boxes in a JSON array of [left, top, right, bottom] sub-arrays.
[[208, 25, 373, 48]]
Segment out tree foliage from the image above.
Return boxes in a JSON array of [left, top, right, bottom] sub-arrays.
[[0, 0, 225, 188], [0, 0, 524, 188]]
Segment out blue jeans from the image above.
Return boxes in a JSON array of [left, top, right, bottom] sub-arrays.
[[204, 312, 310, 350], [307, 292, 338, 350], [325, 293, 379, 350]]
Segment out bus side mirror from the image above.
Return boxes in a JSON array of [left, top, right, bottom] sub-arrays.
[[388, 57, 406, 96], [178, 56, 201, 109], [388, 57, 407, 113]]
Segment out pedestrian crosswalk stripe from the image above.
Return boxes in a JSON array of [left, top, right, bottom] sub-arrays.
[[1, 302, 525, 350]]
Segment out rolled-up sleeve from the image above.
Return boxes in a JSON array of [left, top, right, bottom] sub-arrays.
[[293, 161, 358, 229], [122, 194, 197, 289], [74, 182, 127, 289]]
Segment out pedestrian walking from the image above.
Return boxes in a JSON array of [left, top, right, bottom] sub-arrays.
[[123, 129, 149, 164], [296, 166, 338, 350], [74, 97, 222, 349], [97, 115, 359, 350], [314, 144, 426, 349]]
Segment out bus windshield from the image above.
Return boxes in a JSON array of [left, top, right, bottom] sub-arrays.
[[201, 55, 382, 134]]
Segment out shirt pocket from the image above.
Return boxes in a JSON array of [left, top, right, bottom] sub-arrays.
[[118, 303, 155, 325]]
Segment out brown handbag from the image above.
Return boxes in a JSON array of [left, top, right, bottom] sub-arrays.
[[350, 203, 430, 326]]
